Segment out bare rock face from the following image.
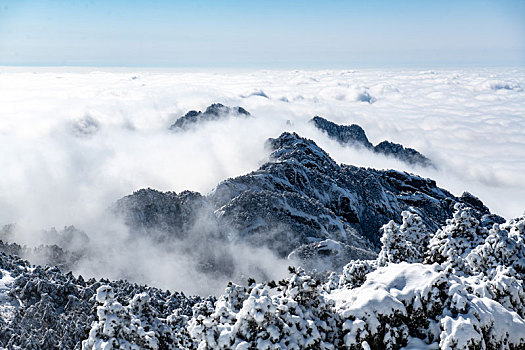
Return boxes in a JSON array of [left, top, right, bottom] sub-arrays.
[[114, 189, 213, 240], [312, 115, 434, 168], [212, 132, 499, 245], [169, 103, 250, 131]]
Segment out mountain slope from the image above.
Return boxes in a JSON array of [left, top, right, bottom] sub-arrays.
[[0, 130, 521, 349], [116, 131, 501, 271]]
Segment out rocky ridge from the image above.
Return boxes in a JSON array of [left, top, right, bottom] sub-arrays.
[[312, 116, 434, 167], [169, 103, 250, 131], [1, 129, 501, 275]]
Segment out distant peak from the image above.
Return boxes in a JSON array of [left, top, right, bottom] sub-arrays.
[[311, 116, 373, 149], [311, 116, 434, 168], [169, 103, 250, 131], [203, 103, 250, 116], [374, 140, 433, 168]]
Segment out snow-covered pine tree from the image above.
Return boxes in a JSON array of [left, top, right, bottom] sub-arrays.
[[378, 210, 428, 265], [336, 259, 377, 290], [83, 285, 194, 350], [188, 269, 339, 349], [425, 204, 488, 271]]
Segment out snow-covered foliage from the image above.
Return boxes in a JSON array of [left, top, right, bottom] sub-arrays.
[[332, 263, 525, 349], [83, 286, 158, 349], [2, 205, 525, 349], [378, 211, 429, 265], [426, 204, 489, 270], [335, 259, 378, 290], [188, 268, 338, 349], [0, 251, 201, 349], [184, 206, 525, 349], [82, 285, 194, 350], [466, 214, 525, 279]]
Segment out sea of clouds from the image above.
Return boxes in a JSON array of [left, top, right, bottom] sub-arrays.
[[0, 67, 523, 295]]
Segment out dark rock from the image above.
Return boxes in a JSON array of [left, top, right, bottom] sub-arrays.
[[169, 103, 251, 131], [116, 132, 500, 267], [0, 129, 506, 350], [311, 116, 373, 148], [4, 130, 498, 276], [113, 188, 217, 240], [374, 140, 433, 167], [460, 191, 488, 213], [288, 239, 376, 272], [241, 90, 269, 98], [311, 116, 434, 168]]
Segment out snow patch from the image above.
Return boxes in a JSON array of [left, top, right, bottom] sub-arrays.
[[0, 270, 20, 325]]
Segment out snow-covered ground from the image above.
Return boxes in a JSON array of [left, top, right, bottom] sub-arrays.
[[329, 262, 525, 349]]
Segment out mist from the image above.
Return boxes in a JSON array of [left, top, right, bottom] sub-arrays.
[[0, 67, 524, 295]]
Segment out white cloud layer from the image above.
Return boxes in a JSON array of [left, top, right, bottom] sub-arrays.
[[0, 67, 523, 294]]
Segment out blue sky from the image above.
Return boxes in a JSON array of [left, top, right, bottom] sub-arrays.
[[0, 0, 523, 67]]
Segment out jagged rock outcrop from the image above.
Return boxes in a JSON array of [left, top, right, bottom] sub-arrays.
[[0, 129, 519, 349], [374, 140, 433, 167], [5, 130, 497, 275], [212, 132, 500, 243], [115, 131, 501, 271], [169, 103, 250, 131], [0, 128, 505, 286], [114, 189, 216, 240], [312, 116, 434, 167], [311, 116, 373, 148]]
